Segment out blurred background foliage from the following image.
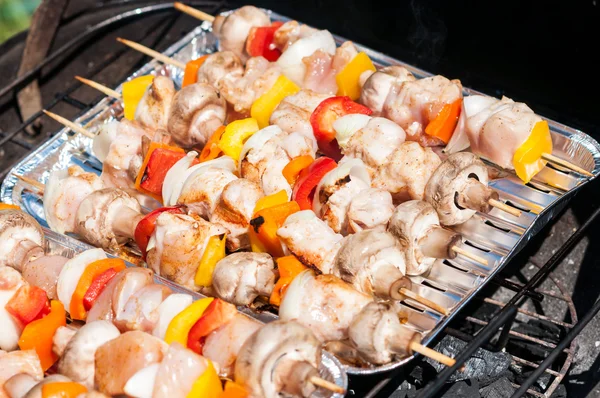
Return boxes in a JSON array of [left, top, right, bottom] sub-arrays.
[[0, 0, 41, 42]]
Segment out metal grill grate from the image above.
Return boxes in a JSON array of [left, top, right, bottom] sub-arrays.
[[1, 2, 599, 398]]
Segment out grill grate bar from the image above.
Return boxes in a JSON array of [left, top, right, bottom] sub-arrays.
[[465, 316, 569, 351], [511, 356, 562, 377], [482, 297, 575, 328]]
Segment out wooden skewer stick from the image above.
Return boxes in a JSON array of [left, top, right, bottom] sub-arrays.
[[309, 376, 346, 394], [42, 110, 95, 139], [451, 245, 488, 266], [75, 76, 121, 99], [542, 153, 594, 177], [173, 2, 215, 22], [116, 38, 186, 70], [409, 341, 456, 367], [488, 199, 522, 218], [15, 175, 45, 192], [399, 288, 448, 316]]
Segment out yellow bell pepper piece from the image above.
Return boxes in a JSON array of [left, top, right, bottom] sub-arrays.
[[218, 118, 260, 162], [194, 234, 227, 287], [187, 360, 223, 398], [253, 190, 289, 215], [336, 52, 377, 100], [251, 75, 300, 128], [164, 297, 214, 346], [122, 75, 155, 120], [513, 120, 552, 184]]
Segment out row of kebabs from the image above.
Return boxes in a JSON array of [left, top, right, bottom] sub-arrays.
[[0, 207, 457, 398], [0, 208, 350, 398]]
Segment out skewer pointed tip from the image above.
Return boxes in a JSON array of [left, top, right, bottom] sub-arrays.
[[542, 152, 594, 177], [42, 110, 95, 139], [451, 245, 489, 267], [399, 288, 449, 316], [309, 376, 346, 394]]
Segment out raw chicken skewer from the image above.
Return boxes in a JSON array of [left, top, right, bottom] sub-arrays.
[[0, 216, 346, 396], [19, 173, 446, 317], [279, 269, 457, 367]]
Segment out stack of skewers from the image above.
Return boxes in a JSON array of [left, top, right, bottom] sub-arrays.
[[3, 3, 594, 396]]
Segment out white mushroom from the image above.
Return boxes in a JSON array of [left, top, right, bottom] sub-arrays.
[[57, 320, 121, 389], [212, 252, 277, 306], [167, 83, 227, 149], [74, 188, 142, 250], [235, 320, 323, 398], [424, 152, 496, 226], [388, 200, 462, 275], [348, 301, 420, 364], [332, 230, 411, 299], [0, 210, 44, 271]]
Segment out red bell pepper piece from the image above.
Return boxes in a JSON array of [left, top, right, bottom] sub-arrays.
[[82, 268, 119, 311], [291, 157, 337, 210], [187, 299, 237, 355], [139, 148, 188, 197], [5, 285, 51, 326], [310, 96, 372, 160], [134, 206, 185, 259], [246, 21, 284, 62]]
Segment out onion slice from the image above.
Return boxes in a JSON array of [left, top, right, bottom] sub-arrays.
[[313, 158, 371, 215], [92, 121, 119, 163], [124, 363, 160, 398], [333, 114, 371, 148], [162, 151, 198, 206], [57, 248, 106, 312], [238, 125, 283, 173], [152, 293, 194, 340], [276, 30, 337, 85], [178, 156, 237, 198], [43, 169, 66, 233], [279, 269, 315, 322]]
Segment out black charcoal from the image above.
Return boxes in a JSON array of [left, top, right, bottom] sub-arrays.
[[479, 377, 515, 398], [441, 379, 480, 398]]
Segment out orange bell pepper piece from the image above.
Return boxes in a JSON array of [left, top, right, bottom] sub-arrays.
[[219, 381, 249, 398], [270, 255, 308, 306], [424, 98, 462, 144], [70, 258, 126, 320], [19, 300, 66, 370], [253, 190, 289, 215], [0, 203, 20, 211], [199, 126, 226, 162], [282, 155, 314, 185], [41, 382, 88, 398], [249, 201, 300, 257], [134, 142, 186, 202], [182, 55, 209, 88]]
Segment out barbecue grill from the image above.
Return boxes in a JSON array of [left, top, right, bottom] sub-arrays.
[[1, 1, 599, 397]]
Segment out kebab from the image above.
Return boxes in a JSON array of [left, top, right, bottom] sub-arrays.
[[279, 269, 456, 366], [445, 94, 593, 182], [0, 211, 346, 396]]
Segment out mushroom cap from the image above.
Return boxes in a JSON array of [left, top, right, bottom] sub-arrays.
[[74, 188, 141, 249], [333, 230, 407, 292], [424, 152, 489, 226], [388, 200, 440, 276], [0, 210, 45, 269], [167, 83, 227, 148], [211, 252, 276, 306], [234, 320, 321, 398], [348, 301, 419, 365]]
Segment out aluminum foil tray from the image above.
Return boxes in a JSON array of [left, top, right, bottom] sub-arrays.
[[2, 7, 600, 376], [41, 226, 347, 396]]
